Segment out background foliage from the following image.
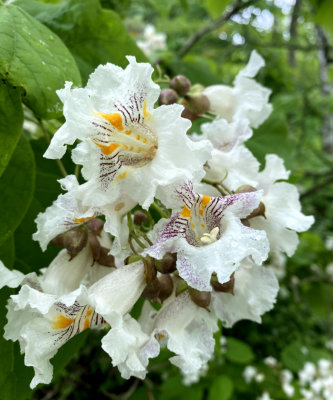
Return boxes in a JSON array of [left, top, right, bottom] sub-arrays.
[[0, 0, 332, 399]]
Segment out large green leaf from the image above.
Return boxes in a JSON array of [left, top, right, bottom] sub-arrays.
[[208, 375, 233, 400], [15, 0, 147, 83], [0, 135, 35, 247], [315, 0, 333, 39], [225, 337, 255, 364], [204, 0, 233, 18], [0, 82, 23, 177], [0, 4, 81, 119]]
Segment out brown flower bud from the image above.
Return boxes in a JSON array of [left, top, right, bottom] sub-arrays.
[[241, 219, 250, 227], [184, 94, 210, 115], [88, 232, 101, 261], [188, 287, 211, 310], [51, 233, 65, 248], [158, 88, 178, 105], [158, 275, 174, 302], [97, 246, 115, 268], [176, 279, 188, 296], [64, 229, 88, 256], [169, 75, 191, 96], [247, 202, 266, 219], [181, 105, 198, 121], [133, 210, 147, 226], [144, 258, 157, 285], [211, 273, 235, 294], [142, 277, 160, 301], [236, 185, 257, 193], [86, 218, 104, 235], [155, 253, 177, 274]]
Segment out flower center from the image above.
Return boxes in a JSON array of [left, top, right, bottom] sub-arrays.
[[199, 227, 219, 245]]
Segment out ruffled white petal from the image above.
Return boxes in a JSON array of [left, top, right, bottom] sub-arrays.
[[0, 260, 25, 289], [212, 260, 279, 327]]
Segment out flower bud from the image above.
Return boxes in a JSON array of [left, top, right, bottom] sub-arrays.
[[169, 75, 191, 96], [158, 88, 178, 105], [88, 232, 101, 261], [211, 273, 235, 294], [142, 277, 160, 301], [86, 218, 104, 235], [51, 233, 65, 248], [64, 229, 88, 256], [158, 275, 174, 302], [181, 105, 198, 121], [97, 246, 115, 268], [184, 94, 210, 115], [188, 287, 211, 310], [241, 219, 250, 227], [176, 279, 188, 296], [133, 210, 147, 226], [247, 201, 266, 219], [236, 185, 257, 193], [155, 253, 177, 274]]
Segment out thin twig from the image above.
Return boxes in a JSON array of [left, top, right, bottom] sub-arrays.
[[177, 0, 259, 59]]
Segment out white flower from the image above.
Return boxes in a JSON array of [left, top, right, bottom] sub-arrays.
[[282, 382, 295, 397], [146, 182, 269, 291], [211, 260, 279, 327], [203, 50, 272, 128], [257, 392, 273, 400], [255, 372, 265, 383], [137, 24, 167, 57], [264, 356, 278, 367], [243, 365, 257, 383], [45, 57, 211, 210], [1, 255, 145, 388], [139, 292, 218, 380], [33, 175, 97, 251], [0, 260, 25, 289], [299, 362, 316, 385], [249, 154, 314, 257]]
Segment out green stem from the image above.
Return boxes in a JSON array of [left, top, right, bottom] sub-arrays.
[[150, 202, 169, 219]]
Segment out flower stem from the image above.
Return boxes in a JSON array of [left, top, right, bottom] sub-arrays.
[[150, 201, 169, 219]]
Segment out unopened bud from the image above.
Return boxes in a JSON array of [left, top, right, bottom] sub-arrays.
[[86, 218, 104, 235], [158, 88, 178, 105], [241, 219, 250, 227], [97, 246, 115, 268], [247, 202, 266, 219], [236, 185, 256, 193], [64, 229, 88, 256], [176, 279, 188, 296], [142, 277, 160, 301], [133, 210, 147, 226], [211, 273, 235, 294], [155, 253, 177, 274], [169, 75, 191, 96], [181, 105, 198, 121], [88, 232, 101, 261], [144, 258, 157, 285], [125, 255, 142, 264], [51, 233, 65, 248], [184, 94, 210, 115], [158, 275, 174, 302], [188, 287, 211, 310]]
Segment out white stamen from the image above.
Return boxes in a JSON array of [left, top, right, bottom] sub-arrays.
[[200, 227, 219, 245]]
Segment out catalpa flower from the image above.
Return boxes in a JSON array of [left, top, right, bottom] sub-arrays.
[[146, 182, 269, 291], [45, 57, 211, 209], [249, 154, 314, 256], [1, 256, 146, 388], [203, 50, 272, 128]]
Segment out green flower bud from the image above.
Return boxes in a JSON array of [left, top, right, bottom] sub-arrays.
[[133, 210, 147, 226], [188, 287, 211, 310], [158, 88, 178, 105], [51, 233, 65, 248], [86, 218, 104, 235], [158, 275, 174, 302], [176, 279, 188, 297], [155, 253, 177, 274], [64, 229, 88, 256], [169, 75, 191, 96], [211, 273, 235, 294]]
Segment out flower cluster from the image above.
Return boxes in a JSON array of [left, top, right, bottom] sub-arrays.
[[0, 52, 314, 388]]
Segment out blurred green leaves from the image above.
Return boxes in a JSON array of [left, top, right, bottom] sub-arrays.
[[203, 0, 233, 18]]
